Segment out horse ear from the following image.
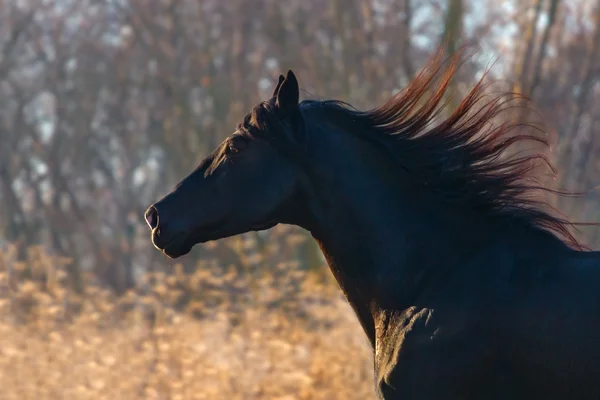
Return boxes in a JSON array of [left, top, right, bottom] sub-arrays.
[[275, 70, 299, 111], [272, 74, 285, 97]]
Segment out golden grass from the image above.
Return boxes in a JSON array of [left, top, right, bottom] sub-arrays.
[[0, 245, 375, 399]]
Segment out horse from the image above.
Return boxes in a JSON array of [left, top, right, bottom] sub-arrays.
[[144, 54, 600, 399]]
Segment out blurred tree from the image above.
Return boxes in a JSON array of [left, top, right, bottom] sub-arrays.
[[0, 0, 599, 293], [441, 0, 463, 111]]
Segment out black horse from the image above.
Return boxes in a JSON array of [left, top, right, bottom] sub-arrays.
[[145, 55, 600, 399]]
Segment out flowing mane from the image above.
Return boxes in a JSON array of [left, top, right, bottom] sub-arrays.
[[314, 55, 589, 250], [241, 53, 587, 250]]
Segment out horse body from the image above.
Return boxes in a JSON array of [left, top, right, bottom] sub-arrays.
[[145, 55, 600, 399]]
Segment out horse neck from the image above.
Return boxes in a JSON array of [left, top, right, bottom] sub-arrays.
[[291, 108, 579, 347], [296, 118, 462, 346]]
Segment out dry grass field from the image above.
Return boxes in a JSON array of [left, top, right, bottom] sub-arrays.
[[0, 245, 375, 400]]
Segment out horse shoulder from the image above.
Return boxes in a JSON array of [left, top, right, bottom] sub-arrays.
[[374, 304, 504, 400]]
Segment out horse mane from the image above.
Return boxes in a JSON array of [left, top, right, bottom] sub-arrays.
[[244, 51, 588, 250], [314, 52, 588, 250]]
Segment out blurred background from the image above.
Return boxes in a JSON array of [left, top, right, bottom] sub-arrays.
[[0, 0, 599, 398]]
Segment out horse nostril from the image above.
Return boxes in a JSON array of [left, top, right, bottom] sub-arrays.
[[145, 206, 159, 230]]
